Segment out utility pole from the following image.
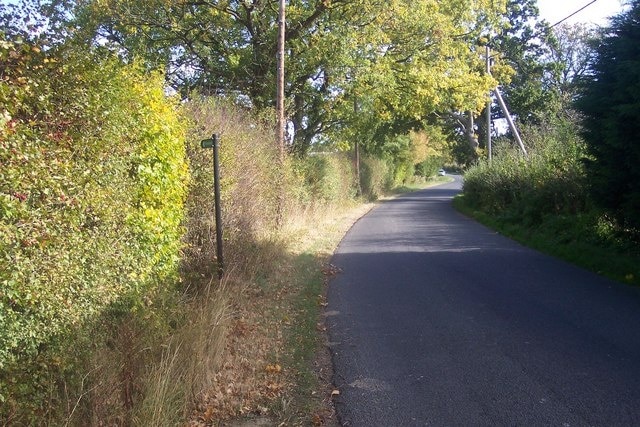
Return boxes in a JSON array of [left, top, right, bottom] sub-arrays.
[[354, 95, 362, 197], [486, 45, 492, 163], [276, 0, 286, 158], [485, 44, 527, 158], [494, 88, 528, 158], [275, 0, 286, 226]]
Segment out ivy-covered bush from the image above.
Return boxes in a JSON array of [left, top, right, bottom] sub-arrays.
[[0, 37, 188, 412]]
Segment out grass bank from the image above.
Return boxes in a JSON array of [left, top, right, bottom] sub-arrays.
[[453, 195, 640, 287]]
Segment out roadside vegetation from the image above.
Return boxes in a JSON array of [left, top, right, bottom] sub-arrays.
[[0, 31, 448, 424], [456, 120, 640, 286], [458, 2, 640, 287], [0, 57, 444, 422]]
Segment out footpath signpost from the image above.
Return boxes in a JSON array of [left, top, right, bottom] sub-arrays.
[[201, 134, 224, 279]]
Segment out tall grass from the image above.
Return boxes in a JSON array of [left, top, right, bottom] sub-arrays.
[[133, 281, 229, 426], [128, 97, 365, 424]]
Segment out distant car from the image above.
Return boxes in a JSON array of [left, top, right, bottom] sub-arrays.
[[438, 169, 446, 176]]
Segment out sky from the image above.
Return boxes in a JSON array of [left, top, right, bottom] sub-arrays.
[[536, 0, 627, 26]]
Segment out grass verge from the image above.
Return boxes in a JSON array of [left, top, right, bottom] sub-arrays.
[[188, 177, 452, 426], [453, 195, 640, 287], [279, 203, 376, 425], [185, 201, 374, 426], [390, 175, 454, 195]]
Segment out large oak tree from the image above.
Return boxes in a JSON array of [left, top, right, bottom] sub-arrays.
[[60, 0, 508, 154]]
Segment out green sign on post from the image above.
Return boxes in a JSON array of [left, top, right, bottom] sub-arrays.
[[201, 138, 215, 149]]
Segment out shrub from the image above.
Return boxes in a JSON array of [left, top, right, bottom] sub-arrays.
[[0, 37, 188, 418], [463, 121, 589, 223], [294, 154, 356, 206], [360, 155, 393, 200], [181, 96, 283, 274]]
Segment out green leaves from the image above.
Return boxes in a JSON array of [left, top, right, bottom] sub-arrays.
[[0, 34, 188, 413], [65, 0, 507, 154], [576, 2, 640, 232]]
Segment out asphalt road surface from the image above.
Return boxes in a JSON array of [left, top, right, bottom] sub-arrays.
[[327, 175, 640, 426]]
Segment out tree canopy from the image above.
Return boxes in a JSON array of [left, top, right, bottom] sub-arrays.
[[48, 0, 510, 154], [489, 0, 559, 125]]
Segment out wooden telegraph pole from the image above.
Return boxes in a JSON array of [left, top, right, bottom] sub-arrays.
[[486, 45, 492, 163], [275, 0, 286, 226], [276, 0, 286, 158]]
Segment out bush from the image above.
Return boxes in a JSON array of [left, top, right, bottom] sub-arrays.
[[294, 154, 356, 206], [0, 38, 188, 418], [463, 121, 589, 224], [181, 96, 283, 274], [360, 155, 393, 200], [415, 156, 443, 178]]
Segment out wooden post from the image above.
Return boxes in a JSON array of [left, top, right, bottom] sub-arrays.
[[276, 0, 286, 157], [486, 45, 492, 163], [200, 134, 224, 279]]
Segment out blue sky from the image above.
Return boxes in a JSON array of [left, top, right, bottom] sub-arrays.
[[537, 0, 626, 26]]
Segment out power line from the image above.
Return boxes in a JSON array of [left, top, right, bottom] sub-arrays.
[[488, 0, 601, 57], [549, 0, 599, 29]]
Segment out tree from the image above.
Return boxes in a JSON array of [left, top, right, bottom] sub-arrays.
[[58, 0, 507, 155], [490, 0, 560, 125], [327, 0, 509, 158], [575, 0, 640, 232], [549, 23, 598, 105]]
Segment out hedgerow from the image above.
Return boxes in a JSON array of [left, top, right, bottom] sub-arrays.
[[181, 96, 283, 274], [463, 122, 589, 223], [360, 155, 393, 201], [294, 154, 357, 205], [0, 37, 396, 423], [0, 36, 188, 417]]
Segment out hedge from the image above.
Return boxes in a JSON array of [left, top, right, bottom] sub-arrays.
[[0, 37, 188, 409]]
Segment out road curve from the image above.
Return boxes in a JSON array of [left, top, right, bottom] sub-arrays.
[[327, 176, 640, 426]]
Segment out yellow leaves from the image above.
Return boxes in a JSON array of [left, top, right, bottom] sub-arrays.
[[265, 363, 282, 374], [337, 0, 509, 122], [490, 62, 516, 85]]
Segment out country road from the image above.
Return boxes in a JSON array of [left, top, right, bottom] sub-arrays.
[[326, 176, 640, 426]]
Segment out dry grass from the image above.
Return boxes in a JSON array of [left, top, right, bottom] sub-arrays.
[[134, 98, 375, 426], [182, 201, 375, 426], [134, 280, 230, 426]]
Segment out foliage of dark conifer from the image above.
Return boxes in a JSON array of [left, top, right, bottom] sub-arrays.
[[576, 1, 640, 232]]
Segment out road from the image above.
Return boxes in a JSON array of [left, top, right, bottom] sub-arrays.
[[326, 176, 640, 426]]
